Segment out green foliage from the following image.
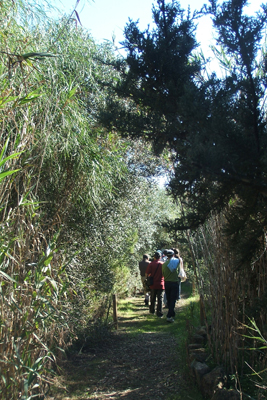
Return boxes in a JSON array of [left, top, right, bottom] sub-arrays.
[[168, 0, 267, 266], [240, 318, 267, 398], [0, 1, 172, 397], [99, 0, 201, 152]]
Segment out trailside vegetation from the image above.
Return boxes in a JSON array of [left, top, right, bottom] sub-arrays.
[[0, 1, 173, 398]]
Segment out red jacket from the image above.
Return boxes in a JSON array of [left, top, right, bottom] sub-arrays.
[[146, 260, 165, 290]]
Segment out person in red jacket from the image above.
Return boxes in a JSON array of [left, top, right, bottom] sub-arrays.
[[145, 251, 165, 317]]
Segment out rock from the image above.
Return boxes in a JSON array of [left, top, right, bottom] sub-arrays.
[[192, 333, 206, 344], [188, 343, 203, 350], [187, 327, 239, 400], [196, 327, 207, 337], [212, 388, 240, 400], [191, 360, 210, 388], [189, 347, 209, 363], [201, 366, 226, 398]]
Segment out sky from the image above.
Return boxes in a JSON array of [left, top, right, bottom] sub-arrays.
[[53, 0, 265, 60], [59, 0, 207, 44]]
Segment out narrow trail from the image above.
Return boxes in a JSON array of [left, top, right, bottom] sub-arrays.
[[49, 293, 197, 400]]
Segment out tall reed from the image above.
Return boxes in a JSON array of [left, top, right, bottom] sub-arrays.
[[187, 213, 267, 394]]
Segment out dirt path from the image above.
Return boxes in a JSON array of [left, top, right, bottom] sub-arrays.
[[49, 294, 196, 400]]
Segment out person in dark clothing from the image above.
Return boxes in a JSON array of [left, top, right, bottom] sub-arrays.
[[162, 249, 180, 322], [145, 251, 164, 317], [139, 254, 150, 305]]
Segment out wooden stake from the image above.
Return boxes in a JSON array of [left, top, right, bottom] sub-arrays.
[[113, 294, 118, 330]]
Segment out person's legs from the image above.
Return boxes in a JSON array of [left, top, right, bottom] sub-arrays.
[[141, 276, 150, 304], [165, 282, 171, 314], [167, 282, 179, 319], [150, 289, 156, 314], [156, 289, 163, 316], [163, 291, 168, 308]]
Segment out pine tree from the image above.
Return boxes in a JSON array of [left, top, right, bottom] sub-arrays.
[[100, 0, 201, 152]]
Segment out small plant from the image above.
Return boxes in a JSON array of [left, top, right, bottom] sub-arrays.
[[241, 318, 267, 398]]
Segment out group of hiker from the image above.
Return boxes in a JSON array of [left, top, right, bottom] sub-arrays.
[[138, 249, 185, 323]]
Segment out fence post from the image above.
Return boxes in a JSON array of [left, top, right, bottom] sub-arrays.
[[200, 293, 205, 326], [113, 294, 118, 330]]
